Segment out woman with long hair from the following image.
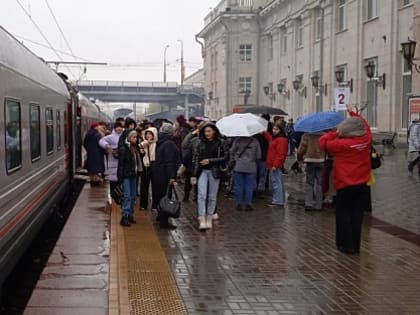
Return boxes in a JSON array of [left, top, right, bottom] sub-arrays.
[[117, 130, 142, 226], [191, 123, 228, 230]]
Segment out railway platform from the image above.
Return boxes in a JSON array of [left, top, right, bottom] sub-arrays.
[[24, 147, 420, 314]]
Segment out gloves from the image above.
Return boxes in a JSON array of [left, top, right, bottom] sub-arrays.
[[190, 177, 197, 185]]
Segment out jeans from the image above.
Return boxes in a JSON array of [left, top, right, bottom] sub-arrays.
[[140, 166, 152, 209], [271, 169, 285, 205], [256, 160, 267, 192], [234, 172, 255, 206], [197, 169, 220, 217], [305, 162, 324, 209], [122, 176, 137, 216]]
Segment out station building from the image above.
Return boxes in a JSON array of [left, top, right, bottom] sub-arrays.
[[197, 0, 418, 138]]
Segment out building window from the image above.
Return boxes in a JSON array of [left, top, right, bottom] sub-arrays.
[[5, 99, 22, 173], [30, 104, 41, 161], [365, 58, 378, 127], [337, 0, 347, 32], [314, 9, 322, 41], [402, 58, 412, 128], [239, 44, 252, 62], [46, 108, 54, 154], [296, 19, 303, 48], [267, 34, 273, 60], [367, 0, 378, 20], [239, 77, 252, 93], [281, 28, 287, 55], [56, 110, 61, 150]]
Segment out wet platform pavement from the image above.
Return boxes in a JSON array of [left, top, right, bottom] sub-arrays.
[[23, 147, 420, 314], [156, 148, 420, 314]]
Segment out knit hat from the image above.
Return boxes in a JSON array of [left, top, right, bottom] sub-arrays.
[[160, 122, 174, 134], [337, 117, 366, 138], [127, 130, 138, 139]]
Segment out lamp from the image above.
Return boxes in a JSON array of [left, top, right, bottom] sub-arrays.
[[277, 82, 290, 99], [335, 68, 353, 93], [310, 74, 327, 96], [292, 77, 307, 98], [401, 39, 419, 73], [263, 85, 276, 104], [364, 62, 386, 90]]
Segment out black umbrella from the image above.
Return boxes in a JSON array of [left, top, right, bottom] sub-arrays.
[[233, 105, 288, 116]]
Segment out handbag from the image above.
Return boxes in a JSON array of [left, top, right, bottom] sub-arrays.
[[111, 183, 124, 205], [158, 184, 181, 218], [371, 146, 381, 169], [228, 138, 253, 171]]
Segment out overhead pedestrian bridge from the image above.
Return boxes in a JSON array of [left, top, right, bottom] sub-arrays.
[[74, 80, 205, 105]]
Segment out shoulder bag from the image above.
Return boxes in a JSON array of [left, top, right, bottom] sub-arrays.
[[158, 184, 181, 218]]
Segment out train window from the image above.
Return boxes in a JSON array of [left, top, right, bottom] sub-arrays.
[[45, 108, 54, 155], [64, 110, 68, 145], [56, 110, 61, 150], [5, 99, 22, 173], [30, 104, 41, 162]]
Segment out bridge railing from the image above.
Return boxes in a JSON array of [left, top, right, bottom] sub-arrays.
[[75, 80, 179, 88]]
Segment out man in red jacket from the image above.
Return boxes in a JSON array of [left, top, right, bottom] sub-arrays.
[[318, 107, 372, 254]]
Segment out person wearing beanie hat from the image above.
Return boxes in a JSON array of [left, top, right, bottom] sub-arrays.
[[151, 122, 181, 229], [319, 106, 372, 254], [117, 127, 142, 227]]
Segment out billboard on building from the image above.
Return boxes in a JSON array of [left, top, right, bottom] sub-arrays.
[[409, 96, 420, 124]]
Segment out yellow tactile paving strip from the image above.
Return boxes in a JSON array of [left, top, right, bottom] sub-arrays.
[[109, 203, 187, 315]]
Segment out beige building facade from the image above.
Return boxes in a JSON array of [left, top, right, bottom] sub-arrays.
[[198, 0, 418, 135]]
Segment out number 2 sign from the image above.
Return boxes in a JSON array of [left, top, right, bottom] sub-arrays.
[[334, 87, 350, 111]]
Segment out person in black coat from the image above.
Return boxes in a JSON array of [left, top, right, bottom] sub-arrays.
[[151, 123, 181, 229], [117, 130, 142, 226], [83, 122, 105, 186]]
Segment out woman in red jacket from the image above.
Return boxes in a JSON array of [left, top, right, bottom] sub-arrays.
[[265, 123, 289, 207], [318, 108, 372, 254]]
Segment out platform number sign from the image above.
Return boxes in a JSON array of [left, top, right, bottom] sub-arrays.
[[334, 87, 350, 111]]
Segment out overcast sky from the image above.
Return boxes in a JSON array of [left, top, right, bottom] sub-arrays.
[[1, 0, 220, 82]]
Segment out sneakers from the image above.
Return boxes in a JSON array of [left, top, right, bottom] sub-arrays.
[[212, 213, 219, 220], [198, 216, 206, 230], [128, 215, 136, 224], [245, 205, 254, 211], [206, 216, 213, 229], [120, 215, 131, 227]]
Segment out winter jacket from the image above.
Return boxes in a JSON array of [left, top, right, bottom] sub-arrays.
[[253, 133, 269, 161], [192, 137, 229, 178], [265, 134, 288, 169], [99, 130, 121, 182], [230, 137, 261, 174], [181, 130, 199, 169], [408, 122, 420, 152], [117, 138, 142, 181], [140, 127, 158, 167], [151, 133, 181, 185], [297, 133, 325, 163], [83, 128, 105, 174], [318, 112, 372, 190]]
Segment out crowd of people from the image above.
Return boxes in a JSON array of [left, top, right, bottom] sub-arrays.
[[83, 107, 414, 255]]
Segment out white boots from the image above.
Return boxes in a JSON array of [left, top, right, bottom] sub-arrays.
[[198, 216, 206, 230], [198, 216, 213, 230]]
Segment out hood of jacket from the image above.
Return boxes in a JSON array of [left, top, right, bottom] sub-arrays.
[[144, 127, 158, 143]]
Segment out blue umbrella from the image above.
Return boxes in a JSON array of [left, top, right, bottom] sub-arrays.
[[295, 111, 345, 133]]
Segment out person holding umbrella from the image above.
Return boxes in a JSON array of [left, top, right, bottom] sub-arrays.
[[318, 107, 372, 254], [216, 113, 266, 211]]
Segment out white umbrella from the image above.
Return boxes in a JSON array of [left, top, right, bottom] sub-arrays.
[[216, 113, 268, 137]]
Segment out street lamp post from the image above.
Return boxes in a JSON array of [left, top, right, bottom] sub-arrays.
[[177, 40, 184, 87], [163, 44, 170, 83]]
